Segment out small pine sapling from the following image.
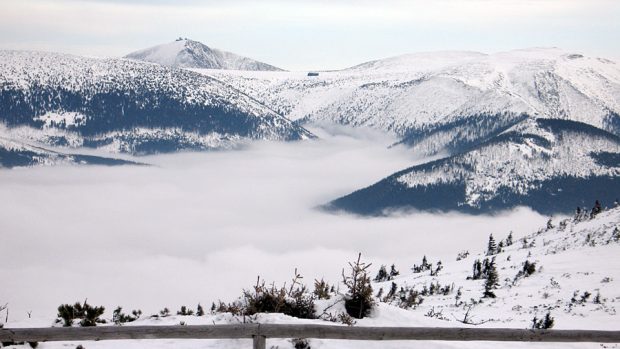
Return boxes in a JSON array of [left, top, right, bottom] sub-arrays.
[[532, 312, 554, 329], [342, 253, 374, 319], [412, 256, 432, 273], [430, 261, 443, 276], [505, 232, 513, 246], [469, 259, 483, 280], [546, 218, 554, 230], [56, 301, 105, 327], [497, 241, 504, 254], [389, 264, 400, 278], [238, 270, 316, 319], [456, 250, 469, 261], [291, 338, 310, 349], [177, 306, 194, 316], [375, 287, 384, 299], [522, 237, 529, 249], [373, 265, 389, 282], [313, 278, 331, 300], [455, 287, 463, 306], [196, 304, 205, 316], [591, 200, 602, 218], [159, 308, 170, 317], [112, 307, 141, 325], [383, 282, 398, 302]]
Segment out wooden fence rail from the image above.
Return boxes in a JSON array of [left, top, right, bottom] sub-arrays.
[[2, 324, 620, 349]]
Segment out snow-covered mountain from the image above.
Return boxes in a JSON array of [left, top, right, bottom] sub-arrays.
[[328, 118, 620, 215], [125, 38, 283, 71], [208, 48, 620, 155], [0, 131, 140, 168], [0, 50, 312, 160]]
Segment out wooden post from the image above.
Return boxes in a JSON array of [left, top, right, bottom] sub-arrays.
[[253, 335, 266, 349]]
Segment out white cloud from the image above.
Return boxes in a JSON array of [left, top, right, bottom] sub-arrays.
[[0, 130, 548, 322]]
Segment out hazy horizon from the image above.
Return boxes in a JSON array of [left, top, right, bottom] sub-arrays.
[[1, 0, 619, 70]]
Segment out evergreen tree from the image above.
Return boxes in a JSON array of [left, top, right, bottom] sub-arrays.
[[389, 264, 400, 278], [177, 306, 194, 316], [483, 258, 499, 298], [412, 256, 432, 273], [313, 278, 331, 300], [375, 287, 384, 299], [430, 261, 443, 276], [57, 301, 105, 327], [385, 281, 398, 301], [196, 304, 204, 316], [591, 200, 602, 218], [505, 232, 513, 246], [612, 227, 620, 242], [112, 307, 141, 324], [455, 287, 463, 306], [532, 312, 554, 329], [471, 259, 483, 280], [374, 265, 389, 282], [486, 234, 497, 256], [342, 253, 374, 319], [546, 218, 555, 230]]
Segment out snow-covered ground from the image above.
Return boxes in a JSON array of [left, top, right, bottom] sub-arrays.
[[3, 200, 619, 349]]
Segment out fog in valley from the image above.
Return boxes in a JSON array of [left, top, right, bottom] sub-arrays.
[[0, 127, 548, 322]]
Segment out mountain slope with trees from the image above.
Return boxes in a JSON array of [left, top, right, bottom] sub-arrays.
[[327, 118, 620, 215], [0, 50, 312, 160]]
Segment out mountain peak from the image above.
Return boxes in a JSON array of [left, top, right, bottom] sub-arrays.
[[125, 39, 283, 71]]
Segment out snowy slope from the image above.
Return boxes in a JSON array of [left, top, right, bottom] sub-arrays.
[[366, 205, 620, 331], [206, 48, 620, 154], [3, 206, 619, 349], [328, 118, 620, 215], [125, 38, 283, 71], [0, 130, 141, 168], [0, 50, 312, 156]]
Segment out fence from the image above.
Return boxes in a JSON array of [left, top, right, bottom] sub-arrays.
[[2, 324, 620, 349]]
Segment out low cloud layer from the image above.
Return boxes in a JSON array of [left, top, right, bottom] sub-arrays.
[[0, 130, 547, 322]]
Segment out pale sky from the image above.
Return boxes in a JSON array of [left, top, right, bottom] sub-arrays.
[[0, 0, 619, 70]]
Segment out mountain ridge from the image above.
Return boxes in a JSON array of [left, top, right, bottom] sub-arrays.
[[125, 38, 283, 71], [0, 50, 312, 163], [208, 47, 620, 155], [327, 118, 620, 215]]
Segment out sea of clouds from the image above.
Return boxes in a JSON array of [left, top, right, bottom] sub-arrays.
[[0, 127, 547, 322]]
